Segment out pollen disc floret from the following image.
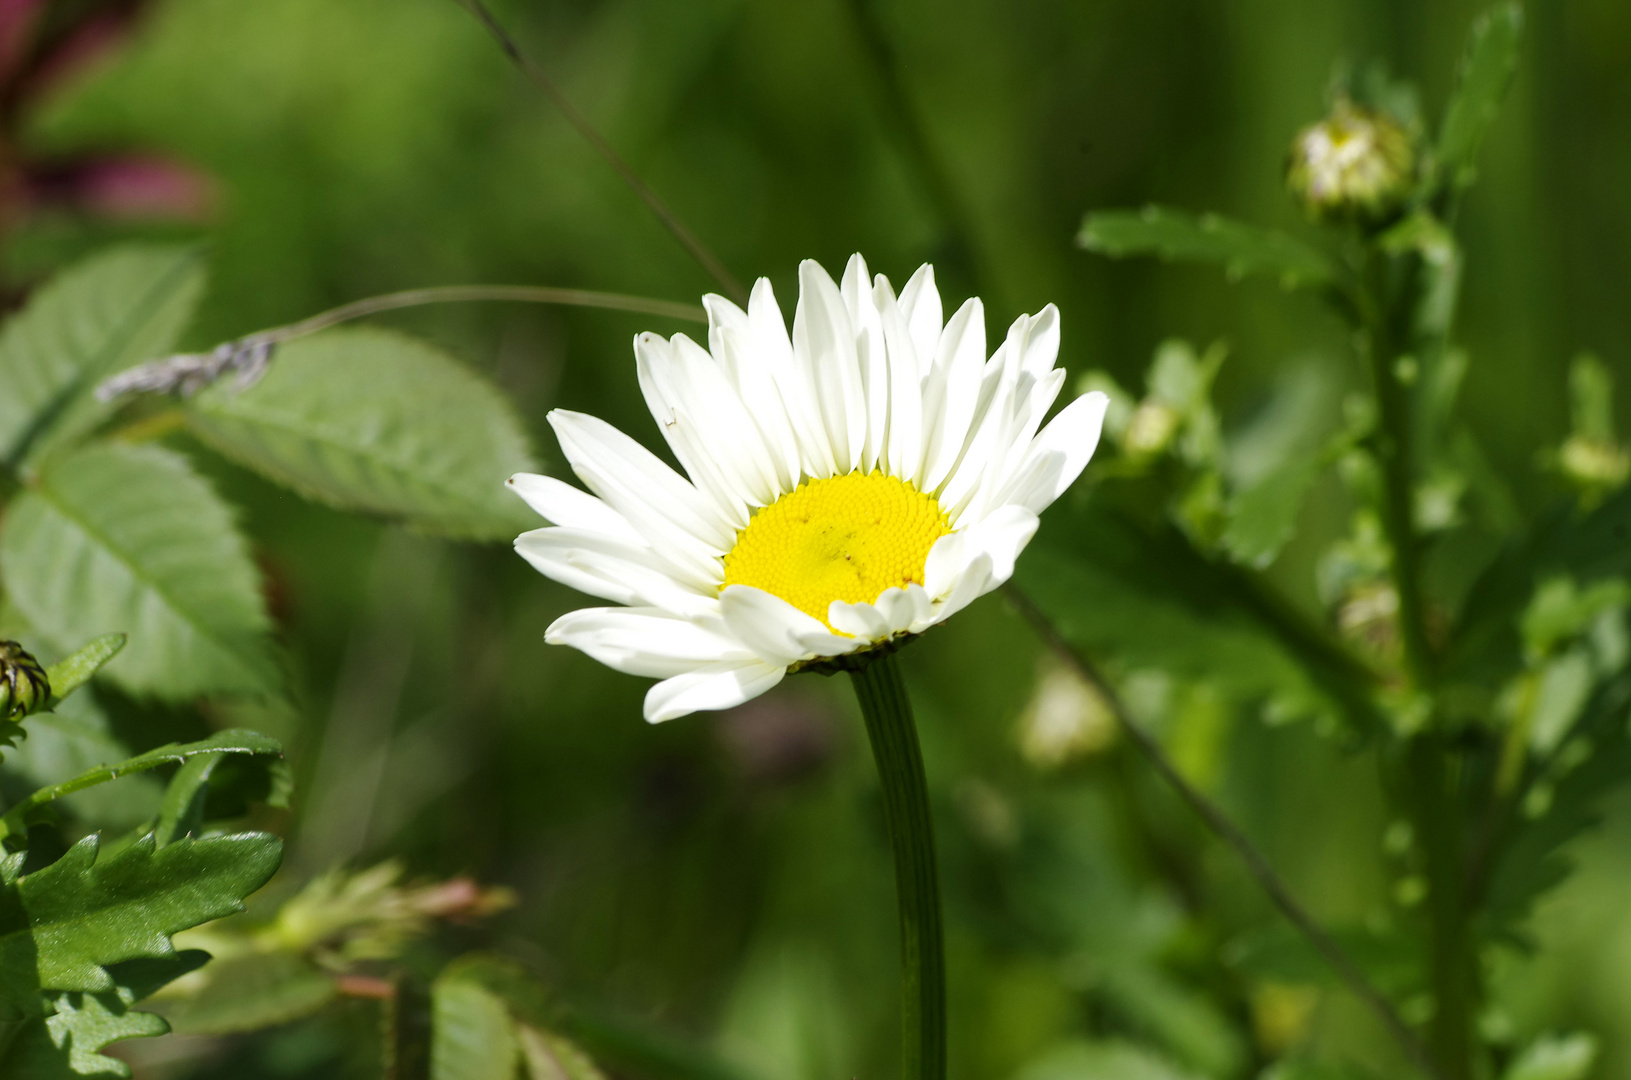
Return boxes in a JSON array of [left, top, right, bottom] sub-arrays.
[[723, 472, 951, 629], [510, 254, 1110, 722]]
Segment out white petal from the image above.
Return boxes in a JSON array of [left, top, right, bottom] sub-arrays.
[[842, 255, 889, 473], [507, 473, 644, 545], [546, 607, 748, 679], [880, 583, 936, 633], [875, 279, 925, 485], [958, 504, 1040, 583], [706, 294, 802, 492], [515, 527, 718, 613], [671, 333, 783, 504], [934, 551, 996, 624], [920, 297, 986, 492], [827, 599, 892, 641], [548, 411, 731, 582], [634, 333, 751, 529], [897, 264, 943, 371], [719, 585, 860, 664], [794, 260, 866, 475], [923, 529, 970, 602], [645, 659, 788, 723], [750, 276, 834, 479], [995, 391, 1110, 515]]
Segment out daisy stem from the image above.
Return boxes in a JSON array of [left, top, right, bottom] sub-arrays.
[[850, 653, 945, 1080]]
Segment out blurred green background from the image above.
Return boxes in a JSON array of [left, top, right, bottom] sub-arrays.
[[5, 0, 1630, 1076]]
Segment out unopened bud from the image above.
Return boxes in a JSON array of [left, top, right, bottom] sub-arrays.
[[1559, 435, 1631, 492], [1123, 400, 1181, 458], [0, 640, 50, 721], [1287, 101, 1415, 224]]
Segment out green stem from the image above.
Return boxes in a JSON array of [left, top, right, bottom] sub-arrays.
[[1404, 737, 1476, 1080], [1362, 250, 1434, 690], [851, 654, 946, 1080]]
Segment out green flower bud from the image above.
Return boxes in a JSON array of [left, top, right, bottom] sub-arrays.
[[1286, 101, 1415, 224], [0, 640, 50, 721], [1559, 435, 1631, 492]]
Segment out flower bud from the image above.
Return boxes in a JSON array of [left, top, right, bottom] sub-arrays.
[[1286, 101, 1415, 224], [0, 640, 50, 721], [1559, 435, 1631, 493]]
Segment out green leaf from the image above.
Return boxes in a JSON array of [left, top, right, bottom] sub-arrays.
[[1501, 1032, 1598, 1080], [148, 951, 336, 1036], [0, 730, 283, 842], [152, 754, 225, 848], [432, 971, 519, 1080], [1012, 1039, 1203, 1080], [0, 831, 282, 1018], [43, 636, 127, 709], [1, 991, 169, 1077], [186, 327, 539, 540], [1483, 673, 1631, 935], [1222, 456, 1323, 569], [0, 443, 278, 700], [1078, 208, 1341, 290], [0, 692, 160, 832], [1436, 3, 1524, 193], [1015, 496, 1369, 732], [520, 1025, 609, 1080], [0, 245, 205, 470]]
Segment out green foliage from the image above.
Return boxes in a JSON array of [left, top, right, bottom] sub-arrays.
[[0, 246, 204, 470], [186, 327, 539, 540], [149, 951, 336, 1036], [1436, 3, 1524, 194], [0, 443, 278, 700], [1077, 208, 1340, 290], [0, 730, 282, 841], [1011, 1040, 1203, 1080], [1501, 1033, 1597, 1080], [3, 990, 171, 1078], [41, 636, 127, 712], [0, 831, 281, 1020], [432, 972, 520, 1080]]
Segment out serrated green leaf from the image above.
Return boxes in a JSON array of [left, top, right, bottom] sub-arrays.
[[1078, 208, 1341, 290], [0, 991, 169, 1077], [0, 692, 160, 832], [186, 327, 538, 539], [0, 245, 205, 470], [432, 972, 519, 1080], [42, 636, 127, 710], [0, 730, 282, 841], [148, 951, 336, 1036], [1483, 674, 1631, 934], [1014, 496, 1374, 732], [1437, 3, 1523, 192], [152, 754, 224, 848], [0, 831, 282, 1018], [0, 443, 278, 700], [1502, 1032, 1597, 1080]]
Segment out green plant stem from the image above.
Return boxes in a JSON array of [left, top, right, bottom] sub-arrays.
[[1362, 250, 1435, 690], [1007, 583, 1444, 1080], [1404, 737, 1476, 1080], [851, 654, 945, 1080]]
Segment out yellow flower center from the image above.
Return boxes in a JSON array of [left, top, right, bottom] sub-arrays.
[[721, 471, 952, 627]]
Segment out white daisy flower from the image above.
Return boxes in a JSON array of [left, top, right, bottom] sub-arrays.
[[509, 255, 1109, 722]]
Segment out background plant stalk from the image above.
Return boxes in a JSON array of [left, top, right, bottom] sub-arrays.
[[1363, 243, 1479, 1080], [851, 653, 946, 1080]]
